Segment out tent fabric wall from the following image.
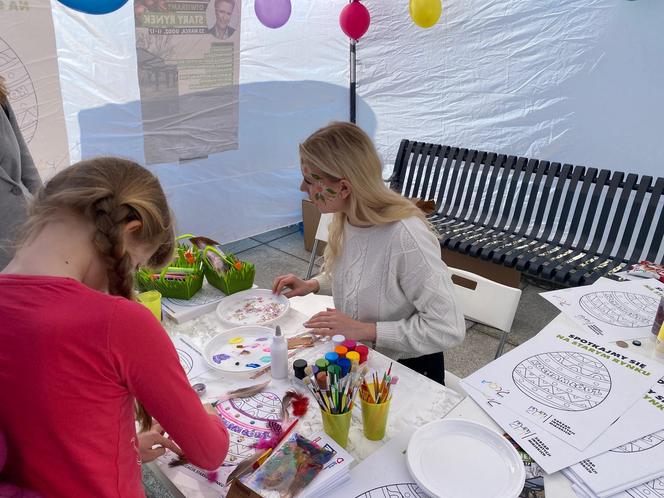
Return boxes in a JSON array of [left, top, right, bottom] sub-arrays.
[[52, 0, 663, 243]]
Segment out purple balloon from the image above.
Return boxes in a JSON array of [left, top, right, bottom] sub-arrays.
[[254, 0, 291, 29]]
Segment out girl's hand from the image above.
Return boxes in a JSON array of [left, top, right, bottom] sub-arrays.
[[304, 308, 376, 342], [138, 423, 183, 463], [272, 274, 319, 298]]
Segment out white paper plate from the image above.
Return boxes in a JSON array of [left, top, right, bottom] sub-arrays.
[[203, 325, 274, 373], [216, 288, 289, 326], [407, 419, 525, 498]]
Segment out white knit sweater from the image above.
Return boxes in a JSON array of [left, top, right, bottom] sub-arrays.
[[314, 216, 466, 360]]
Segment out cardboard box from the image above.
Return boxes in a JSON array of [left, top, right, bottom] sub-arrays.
[[441, 248, 521, 289], [226, 479, 263, 498], [302, 199, 326, 256]]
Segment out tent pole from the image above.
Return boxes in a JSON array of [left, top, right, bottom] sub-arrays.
[[350, 39, 356, 124]]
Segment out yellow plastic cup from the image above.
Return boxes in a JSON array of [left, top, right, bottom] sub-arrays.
[[321, 408, 352, 448], [361, 383, 392, 441], [137, 290, 162, 321]]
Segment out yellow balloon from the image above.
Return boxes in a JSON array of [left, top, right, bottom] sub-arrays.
[[409, 0, 442, 28]]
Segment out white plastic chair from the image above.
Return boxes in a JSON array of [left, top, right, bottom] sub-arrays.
[[305, 212, 333, 279], [448, 267, 522, 359]]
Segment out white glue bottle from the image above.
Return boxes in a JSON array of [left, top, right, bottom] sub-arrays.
[[270, 325, 289, 380]]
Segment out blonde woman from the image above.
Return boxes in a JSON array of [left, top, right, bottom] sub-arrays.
[[0, 158, 228, 497], [273, 122, 465, 384], [0, 75, 42, 269]]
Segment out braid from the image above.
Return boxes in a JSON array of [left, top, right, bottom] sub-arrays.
[[93, 197, 154, 431], [92, 198, 136, 299]]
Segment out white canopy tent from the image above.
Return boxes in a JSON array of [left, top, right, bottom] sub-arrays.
[[40, 0, 664, 241]]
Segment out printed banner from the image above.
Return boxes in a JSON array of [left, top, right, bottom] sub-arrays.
[[134, 0, 240, 164], [0, 0, 70, 178]]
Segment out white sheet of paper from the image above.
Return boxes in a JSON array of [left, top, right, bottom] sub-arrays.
[[610, 475, 664, 498], [172, 335, 214, 380], [325, 429, 430, 498], [568, 424, 664, 496], [568, 468, 664, 498], [540, 278, 664, 341], [461, 376, 664, 475], [463, 323, 664, 450]]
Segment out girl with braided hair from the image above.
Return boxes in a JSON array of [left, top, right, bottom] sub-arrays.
[[0, 157, 229, 497]]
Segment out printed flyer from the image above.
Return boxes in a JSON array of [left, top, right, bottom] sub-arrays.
[[134, 0, 240, 164]]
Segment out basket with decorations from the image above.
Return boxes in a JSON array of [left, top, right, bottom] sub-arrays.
[[188, 236, 255, 295], [135, 234, 204, 300]]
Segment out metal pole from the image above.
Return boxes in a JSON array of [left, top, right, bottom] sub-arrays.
[[350, 39, 357, 124]]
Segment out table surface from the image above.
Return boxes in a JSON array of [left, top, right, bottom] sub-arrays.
[[149, 293, 464, 498], [150, 293, 664, 498]]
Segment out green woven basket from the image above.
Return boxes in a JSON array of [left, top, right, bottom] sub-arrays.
[[135, 234, 204, 300], [203, 245, 255, 296]]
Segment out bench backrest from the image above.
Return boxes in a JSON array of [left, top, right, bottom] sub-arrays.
[[389, 140, 664, 264]]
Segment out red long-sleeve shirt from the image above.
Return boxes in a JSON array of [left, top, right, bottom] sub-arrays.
[[0, 274, 229, 497]]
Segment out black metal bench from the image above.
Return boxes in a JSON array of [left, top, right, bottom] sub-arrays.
[[389, 140, 664, 287]]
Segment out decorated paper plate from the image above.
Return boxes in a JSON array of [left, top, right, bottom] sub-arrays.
[[203, 326, 274, 373], [407, 419, 525, 498], [216, 288, 289, 326]]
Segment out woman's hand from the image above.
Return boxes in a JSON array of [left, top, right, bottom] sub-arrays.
[[272, 274, 319, 298], [304, 308, 376, 342], [138, 423, 183, 463]]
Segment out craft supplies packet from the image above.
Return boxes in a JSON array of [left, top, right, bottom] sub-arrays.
[[239, 433, 334, 498], [628, 261, 664, 283], [503, 433, 546, 498]]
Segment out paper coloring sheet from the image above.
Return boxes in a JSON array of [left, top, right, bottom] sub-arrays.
[[540, 279, 663, 341], [464, 324, 664, 450], [461, 376, 664, 474]]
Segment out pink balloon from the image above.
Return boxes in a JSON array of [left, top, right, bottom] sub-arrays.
[[339, 0, 370, 40], [255, 0, 291, 29]]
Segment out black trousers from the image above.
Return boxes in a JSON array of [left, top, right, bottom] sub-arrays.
[[398, 351, 445, 385]]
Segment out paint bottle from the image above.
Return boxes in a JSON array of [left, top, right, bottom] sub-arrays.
[[332, 334, 346, 348], [325, 352, 340, 365], [270, 325, 289, 380], [355, 344, 369, 363], [346, 351, 360, 367], [337, 358, 351, 377], [293, 359, 308, 380]]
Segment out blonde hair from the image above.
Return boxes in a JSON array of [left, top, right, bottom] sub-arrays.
[[21, 157, 175, 430], [300, 122, 427, 274]]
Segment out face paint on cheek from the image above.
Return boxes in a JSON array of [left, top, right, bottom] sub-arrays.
[[323, 186, 338, 199]]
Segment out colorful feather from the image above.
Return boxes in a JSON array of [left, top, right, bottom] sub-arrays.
[[224, 450, 265, 485], [212, 381, 271, 407], [252, 420, 283, 450], [281, 390, 310, 418]]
